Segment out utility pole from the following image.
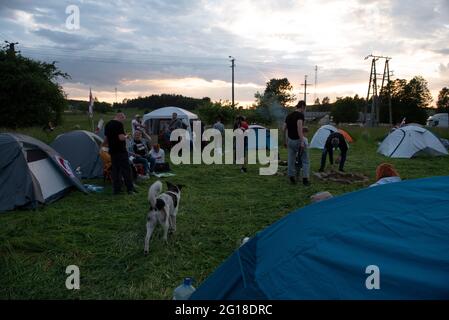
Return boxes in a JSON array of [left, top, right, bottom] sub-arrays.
[[115, 87, 118, 105], [364, 54, 392, 127], [379, 59, 393, 125], [300, 75, 311, 121], [229, 56, 235, 108], [300, 75, 311, 104]]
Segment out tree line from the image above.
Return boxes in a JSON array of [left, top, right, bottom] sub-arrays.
[[2, 46, 449, 128]]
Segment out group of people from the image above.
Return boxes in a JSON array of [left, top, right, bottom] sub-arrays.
[[284, 100, 349, 185], [103, 111, 168, 195]]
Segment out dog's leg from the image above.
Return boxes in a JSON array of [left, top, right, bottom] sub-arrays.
[[172, 214, 177, 233], [144, 214, 157, 255], [162, 208, 170, 242]]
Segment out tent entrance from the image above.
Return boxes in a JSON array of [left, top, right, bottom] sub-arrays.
[[27, 157, 71, 201]]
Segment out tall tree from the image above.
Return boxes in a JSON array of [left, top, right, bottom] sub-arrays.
[[0, 47, 68, 128], [259, 78, 296, 107], [330, 96, 360, 124], [253, 78, 294, 124], [379, 76, 431, 124], [322, 96, 330, 105], [437, 87, 449, 112]]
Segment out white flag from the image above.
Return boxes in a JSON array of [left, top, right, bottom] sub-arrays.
[[88, 88, 94, 117]]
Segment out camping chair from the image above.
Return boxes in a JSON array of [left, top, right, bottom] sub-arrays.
[[99, 150, 112, 183]]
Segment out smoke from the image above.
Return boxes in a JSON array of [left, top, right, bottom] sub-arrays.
[[255, 93, 288, 127]]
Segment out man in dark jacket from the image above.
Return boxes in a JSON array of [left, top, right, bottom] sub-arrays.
[[104, 112, 136, 195], [319, 132, 348, 172]]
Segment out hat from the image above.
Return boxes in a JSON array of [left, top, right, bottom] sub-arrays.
[[135, 114, 141, 118]]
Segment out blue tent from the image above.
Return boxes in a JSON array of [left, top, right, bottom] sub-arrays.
[[191, 176, 449, 300]]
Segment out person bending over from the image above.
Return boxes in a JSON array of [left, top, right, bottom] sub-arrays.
[[319, 132, 348, 172]]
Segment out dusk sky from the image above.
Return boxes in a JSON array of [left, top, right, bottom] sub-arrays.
[[1, 0, 448, 107]]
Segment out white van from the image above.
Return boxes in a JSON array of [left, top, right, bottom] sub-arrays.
[[427, 113, 449, 128]]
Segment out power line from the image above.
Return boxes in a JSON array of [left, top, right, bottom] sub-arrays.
[[20, 44, 316, 70]]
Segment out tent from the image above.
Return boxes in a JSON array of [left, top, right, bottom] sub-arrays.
[[0, 133, 87, 213], [378, 125, 448, 158], [310, 125, 353, 149], [338, 129, 353, 143], [142, 106, 199, 136], [309, 125, 338, 149], [191, 176, 449, 300], [51, 130, 104, 179], [309, 124, 354, 149], [247, 125, 276, 150]]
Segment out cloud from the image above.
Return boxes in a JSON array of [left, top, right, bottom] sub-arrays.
[[1, 0, 448, 106]]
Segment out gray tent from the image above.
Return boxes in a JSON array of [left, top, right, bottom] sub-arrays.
[[0, 133, 87, 213], [51, 130, 104, 179]]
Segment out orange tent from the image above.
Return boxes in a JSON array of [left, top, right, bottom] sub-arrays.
[[338, 129, 354, 143]]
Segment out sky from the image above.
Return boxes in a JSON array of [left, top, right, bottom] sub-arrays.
[[1, 0, 448, 107]]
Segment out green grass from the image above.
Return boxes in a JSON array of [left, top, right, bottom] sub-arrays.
[[1, 115, 449, 299]]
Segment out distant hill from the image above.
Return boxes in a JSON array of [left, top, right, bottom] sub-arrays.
[[115, 94, 211, 111]]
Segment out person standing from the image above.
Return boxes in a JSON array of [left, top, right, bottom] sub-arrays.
[[283, 100, 310, 185], [319, 131, 348, 172], [213, 117, 225, 156], [104, 112, 136, 195], [131, 114, 146, 136], [235, 116, 249, 173], [169, 113, 183, 132]]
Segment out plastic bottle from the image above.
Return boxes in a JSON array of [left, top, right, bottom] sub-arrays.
[[173, 278, 196, 300]]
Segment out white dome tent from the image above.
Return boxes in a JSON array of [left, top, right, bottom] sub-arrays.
[[143, 106, 199, 136], [309, 125, 338, 149], [378, 125, 448, 158]]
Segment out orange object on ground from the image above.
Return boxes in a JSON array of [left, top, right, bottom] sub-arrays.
[[338, 129, 354, 143], [376, 163, 400, 181]]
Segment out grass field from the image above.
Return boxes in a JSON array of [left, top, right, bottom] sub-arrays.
[[1, 110, 449, 299]]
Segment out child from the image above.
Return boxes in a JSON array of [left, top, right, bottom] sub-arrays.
[[297, 127, 311, 186]]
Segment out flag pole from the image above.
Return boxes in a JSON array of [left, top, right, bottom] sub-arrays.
[[89, 87, 95, 132]]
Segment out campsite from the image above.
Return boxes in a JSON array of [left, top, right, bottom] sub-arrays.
[[2, 0, 449, 303], [1, 109, 449, 299]]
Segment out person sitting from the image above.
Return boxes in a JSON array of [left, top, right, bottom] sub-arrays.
[[370, 163, 402, 187], [128, 131, 155, 176], [319, 132, 348, 172], [150, 144, 170, 172]]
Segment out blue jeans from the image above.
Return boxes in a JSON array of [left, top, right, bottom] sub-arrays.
[[320, 148, 347, 171], [288, 138, 310, 178], [133, 156, 156, 174]]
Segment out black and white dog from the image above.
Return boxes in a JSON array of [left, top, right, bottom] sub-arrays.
[[144, 180, 183, 255]]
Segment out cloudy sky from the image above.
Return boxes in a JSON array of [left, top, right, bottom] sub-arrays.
[[1, 0, 448, 106]]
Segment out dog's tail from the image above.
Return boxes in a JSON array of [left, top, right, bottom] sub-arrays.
[[148, 180, 162, 208]]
